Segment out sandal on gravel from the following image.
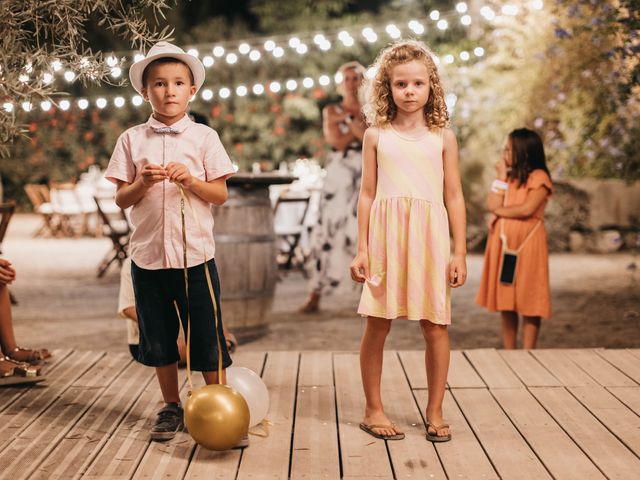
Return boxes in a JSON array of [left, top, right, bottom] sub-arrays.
[[359, 422, 405, 440], [7, 347, 51, 365], [426, 422, 451, 443]]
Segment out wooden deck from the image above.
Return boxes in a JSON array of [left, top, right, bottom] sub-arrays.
[[0, 348, 639, 479]]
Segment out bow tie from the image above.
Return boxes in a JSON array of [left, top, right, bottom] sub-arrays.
[[153, 126, 179, 134]]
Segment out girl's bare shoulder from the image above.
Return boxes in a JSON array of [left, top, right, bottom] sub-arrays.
[[363, 126, 381, 144]]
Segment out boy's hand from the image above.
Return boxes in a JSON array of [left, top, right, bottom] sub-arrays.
[[141, 163, 167, 187], [350, 252, 369, 283], [449, 253, 467, 288], [0, 258, 16, 285], [165, 162, 194, 188]]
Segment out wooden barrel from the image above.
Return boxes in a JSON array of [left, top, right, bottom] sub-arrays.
[[212, 174, 294, 340]]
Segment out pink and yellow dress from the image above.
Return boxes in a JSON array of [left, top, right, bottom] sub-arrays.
[[357, 126, 451, 324]]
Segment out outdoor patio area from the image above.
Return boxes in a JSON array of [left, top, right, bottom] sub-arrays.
[[1, 348, 639, 479]]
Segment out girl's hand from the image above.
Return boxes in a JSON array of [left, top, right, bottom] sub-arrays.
[[486, 213, 498, 229], [0, 258, 16, 285], [350, 252, 370, 283], [495, 158, 508, 181], [141, 163, 167, 187], [165, 162, 194, 187], [449, 253, 467, 288]]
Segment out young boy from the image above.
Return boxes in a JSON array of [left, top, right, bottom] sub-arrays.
[[105, 42, 235, 441]]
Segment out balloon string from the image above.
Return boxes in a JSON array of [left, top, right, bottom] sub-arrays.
[[176, 184, 224, 392], [249, 419, 272, 438]]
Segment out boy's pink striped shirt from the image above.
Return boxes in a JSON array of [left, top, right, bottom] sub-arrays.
[[105, 114, 235, 270]]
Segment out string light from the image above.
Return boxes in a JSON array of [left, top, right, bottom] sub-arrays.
[[264, 40, 276, 51], [59, 100, 70, 111], [318, 75, 330, 86], [96, 98, 107, 109], [286, 79, 298, 91], [106, 56, 118, 67], [132, 95, 143, 106], [273, 46, 285, 58], [51, 60, 62, 72], [502, 4, 519, 16], [461, 15, 472, 26], [296, 44, 308, 54], [480, 6, 496, 20], [252, 83, 264, 95], [238, 43, 251, 54], [213, 46, 225, 57], [219, 87, 231, 98], [3, 102, 13, 113], [408, 20, 425, 35], [530, 0, 544, 10], [133, 54, 145, 62], [437, 19, 449, 30], [22, 102, 32, 112], [236, 85, 248, 96], [19, 74, 29, 83], [302, 77, 314, 88], [110, 67, 122, 78], [203, 56, 215, 67], [430, 10, 440, 21], [114, 96, 125, 108], [249, 50, 261, 61], [456, 2, 468, 14], [289, 37, 301, 48], [64, 71, 75, 82], [269, 81, 281, 93], [187, 48, 199, 57], [226, 53, 238, 64], [77, 99, 89, 110], [201, 88, 214, 101]]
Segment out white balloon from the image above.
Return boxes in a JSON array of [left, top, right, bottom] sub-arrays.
[[226, 366, 269, 427]]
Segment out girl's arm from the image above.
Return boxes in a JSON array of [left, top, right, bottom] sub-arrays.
[[346, 113, 366, 142], [491, 187, 548, 219], [350, 127, 378, 282], [323, 105, 358, 151], [442, 128, 467, 288]]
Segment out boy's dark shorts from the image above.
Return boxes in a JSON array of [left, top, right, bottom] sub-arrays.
[[131, 258, 232, 371]]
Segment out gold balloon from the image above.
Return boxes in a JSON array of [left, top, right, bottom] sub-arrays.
[[185, 384, 250, 451]]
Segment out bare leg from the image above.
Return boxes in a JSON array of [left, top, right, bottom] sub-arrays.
[[360, 316, 399, 437], [522, 316, 541, 349], [500, 311, 519, 349], [298, 291, 321, 314], [156, 364, 180, 404], [202, 370, 225, 385], [421, 320, 450, 438], [0, 285, 17, 354]]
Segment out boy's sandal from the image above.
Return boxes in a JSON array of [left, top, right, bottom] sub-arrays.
[[426, 422, 452, 443], [6, 347, 51, 365], [2, 356, 42, 377], [359, 422, 405, 440]]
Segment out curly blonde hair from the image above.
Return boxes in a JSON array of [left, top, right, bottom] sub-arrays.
[[363, 40, 449, 129]]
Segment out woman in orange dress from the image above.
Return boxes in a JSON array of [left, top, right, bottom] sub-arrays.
[[476, 128, 552, 349]]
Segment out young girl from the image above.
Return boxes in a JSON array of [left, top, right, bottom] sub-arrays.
[[351, 40, 467, 443], [476, 129, 552, 349]]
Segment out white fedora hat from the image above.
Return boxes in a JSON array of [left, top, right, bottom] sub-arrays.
[[129, 41, 205, 95]]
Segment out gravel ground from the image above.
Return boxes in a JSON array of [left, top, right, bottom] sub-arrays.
[[4, 214, 639, 353]]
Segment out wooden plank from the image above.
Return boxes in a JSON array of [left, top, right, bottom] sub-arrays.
[[383, 352, 446, 479], [464, 349, 523, 389], [298, 351, 333, 387], [607, 387, 640, 416], [564, 349, 637, 387], [596, 349, 640, 384], [334, 352, 393, 479], [397, 350, 426, 389], [82, 376, 163, 479], [498, 350, 561, 387], [31, 361, 154, 479], [290, 351, 339, 479], [236, 351, 299, 480], [414, 390, 497, 479], [448, 350, 486, 388], [492, 388, 604, 479], [531, 387, 640, 479], [0, 348, 72, 406], [0, 349, 72, 412], [0, 350, 104, 453], [0, 353, 131, 480], [290, 386, 340, 479], [627, 349, 640, 359], [185, 351, 267, 480], [530, 350, 597, 387], [569, 385, 640, 457], [452, 388, 551, 479]]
